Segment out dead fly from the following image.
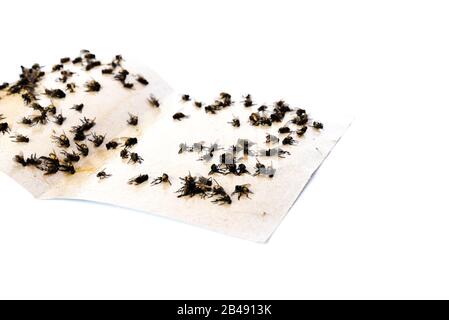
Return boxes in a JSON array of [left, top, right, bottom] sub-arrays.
[[85, 80, 101, 92], [232, 184, 253, 200], [102, 68, 114, 75], [194, 101, 203, 108], [266, 134, 279, 144], [45, 104, 57, 115], [120, 149, 129, 159], [106, 140, 120, 150], [61, 150, 80, 163], [52, 64, 64, 72], [181, 94, 191, 102], [110, 54, 124, 69], [127, 113, 138, 126], [58, 70, 75, 83], [136, 75, 149, 86], [274, 100, 292, 113], [254, 159, 276, 178], [79, 117, 96, 131], [296, 126, 307, 136], [124, 137, 138, 149], [151, 173, 171, 186], [212, 194, 232, 205], [313, 121, 324, 129], [278, 126, 291, 134], [128, 174, 149, 185], [147, 95, 160, 108], [249, 112, 261, 126], [38, 152, 60, 175], [72, 129, 86, 141], [45, 89, 66, 99], [282, 135, 296, 145], [210, 181, 232, 205], [176, 173, 202, 198], [242, 94, 254, 107], [291, 113, 308, 126], [75, 143, 89, 157], [258, 105, 268, 112], [66, 83, 76, 93], [0, 82, 9, 90], [209, 164, 225, 175], [14, 153, 41, 167], [229, 117, 240, 127], [53, 113, 66, 126], [88, 133, 105, 147], [0, 122, 10, 134], [128, 152, 143, 164], [31, 113, 48, 125], [84, 53, 96, 60], [72, 57, 82, 64], [85, 60, 101, 71], [97, 169, 112, 180], [22, 92, 37, 105], [173, 112, 188, 121], [18, 117, 32, 126], [296, 108, 307, 116], [59, 162, 76, 175], [10, 134, 29, 143], [60, 57, 71, 64], [52, 132, 70, 148], [71, 103, 84, 112]]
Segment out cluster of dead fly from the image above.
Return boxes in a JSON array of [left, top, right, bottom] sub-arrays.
[[176, 173, 252, 204], [2, 50, 150, 179]]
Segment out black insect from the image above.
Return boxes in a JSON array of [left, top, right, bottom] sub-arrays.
[[0, 122, 8, 135], [209, 164, 224, 175], [120, 149, 129, 159], [60, 57, 71, 64], [242, 94, 254, 107], [30, 102, 43, 111], [84, 53, 96, 60], [258, 105, 268, 112], [89, 133, 105, 147], [147, 95, 160, 108], [52, 64, 64, 72], [19, 117, 33, 126], [274, 100, 292, 113], [194, 101, 203, 108], [31, 113, 48, 125], [71, 103, 84, 112], [181, 94, 191, 102], [151, 173, 171, 186], [14, 154, 28, 167], [237, 163, 250, 175], [173, 112, 188, 121], [282, 135, 296, 145], [123, 82, 134, 89], [296, 126, 307, 136], [124, 137, 138, 149], [79, 117, 96, 131], [45, 104, 57, 115], [72, 57, 82, 64], [127, 113, 138, 126], [137, 75, 149, 86], [296, 108, 307, 116], [53, 113, 66, 126], [266, 134, 279, 144], [0, 82, 9, 90], [75, 143, 89, 157], [114, 69, 129, 82], [26, 154, 41, 166], [38, 152, 60, 175], [85, 60, 101, 71], [128, 152, 143, 164], [61, 150, 80, 163], [176, 173, 202, 198], [72, 130, 86, 141], [106, 140, 120, 150], [59, 162, 76, 175], [10, 134, 29, 143], [52, 133, 70, 148], [128, 174, 149, 185], [45, 89, 66, 99], [254, 159, 276, 178], [66, 83, 76, 93], [313, 121, 323, 129], [22, 92, 37, 105], [85, 80, 101, 92], [232, 184, 253, 200], [291, 113, 308, 126], [229, 117, 240, 127], [97, 169, 112, 180], [278, 126, 291, 134], [102, 68, 114, 75]]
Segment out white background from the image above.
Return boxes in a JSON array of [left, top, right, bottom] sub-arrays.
[[0, 0, 448, 299]]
